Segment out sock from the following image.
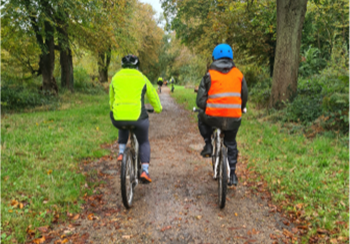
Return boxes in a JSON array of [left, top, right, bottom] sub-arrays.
[[142, 163, 149, 174], [119, 144, 126, 154]]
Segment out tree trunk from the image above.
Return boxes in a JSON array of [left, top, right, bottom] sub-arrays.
[[269, 0, 308, 108], [269, 55, 274, 78], [41, 19, 58, 95], [60, 48, 74, 90], [98, 47, 111, 83], [57, 13, 74, 91], [26, 0, 58, 95]]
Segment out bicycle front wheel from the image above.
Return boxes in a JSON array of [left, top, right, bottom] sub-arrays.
[[218, 148, 228, 209], [121, 148, 135, 209]]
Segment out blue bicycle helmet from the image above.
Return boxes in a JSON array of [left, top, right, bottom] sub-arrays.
[[212, 44, 233, 60]]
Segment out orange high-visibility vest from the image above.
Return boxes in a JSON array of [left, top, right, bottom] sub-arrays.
[[205, 67, 243, 118]]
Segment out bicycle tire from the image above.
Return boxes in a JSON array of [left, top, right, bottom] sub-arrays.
[[212, 135, 217, 172], [121, 148, 135, 209], [218, 148, 228, 209]]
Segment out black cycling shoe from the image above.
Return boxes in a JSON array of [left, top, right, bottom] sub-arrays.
[[228, 172, 238, 186], [200, 143, 213, 158]]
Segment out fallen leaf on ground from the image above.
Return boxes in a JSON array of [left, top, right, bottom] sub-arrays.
[[317, 228, 328, 234], [161, 226, 171, 232], [87, 213, 95, 220], [122, 235, 131, 239], [26, 225, 36, 236], [283, 228, 293, 238], [33, 236, 45, 244], [37, 226, 49, 233], [72, 214, 80, 220], [11, 200, 19, 207]]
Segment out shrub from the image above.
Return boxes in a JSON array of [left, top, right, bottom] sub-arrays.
[[322, 92, 349, 133], [240, 65, 270, 88], [281, 72, 349, 132], [73, 66, 104, 94], [248, 77, 272, 108], [0, 84, 56, 110], [299, 46, 327, 77], [284, 94, 323, 124]]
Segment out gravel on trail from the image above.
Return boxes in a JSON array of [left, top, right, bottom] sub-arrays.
[[48, 87, 295, 244]]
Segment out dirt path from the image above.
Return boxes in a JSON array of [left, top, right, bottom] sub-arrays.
[[49, 87, 294, 244]]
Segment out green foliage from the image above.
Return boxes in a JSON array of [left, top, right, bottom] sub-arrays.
[[249, 81, 271, 109], [1, 76, 58, 112], [72, 66, 104, 94], [299, 46, 327, 77], [245, 65, 272, 108], [177, 57, 206, 85], [282, 71, 349, 132]]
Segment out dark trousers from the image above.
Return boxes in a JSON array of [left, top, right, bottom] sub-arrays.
[[110, 112, 150, 163], [198, 116, 240, 173]]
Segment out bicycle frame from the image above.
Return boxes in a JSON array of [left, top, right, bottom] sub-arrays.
[[213, 129, 230, 180]]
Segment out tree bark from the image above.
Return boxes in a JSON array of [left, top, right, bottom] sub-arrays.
[[57, 11, 74, 91], [269, 0, 308, 108], [60, 48, 74, 90], [25, 0, 58, 94], [41, 18, 58, 95], [98, 47, 111, 83]]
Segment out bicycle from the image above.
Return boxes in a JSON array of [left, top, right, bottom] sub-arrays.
[[171, 83, 175, 93], [120, 109, 154, 209], [193, 107, 229, 209], [158, 85, 161, 93]]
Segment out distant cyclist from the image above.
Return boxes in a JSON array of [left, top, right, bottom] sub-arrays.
[[196, 44, 248, 187], [109, 54, 162, 183], [157, 77, 163, 93], [169, 77, 175, 92]]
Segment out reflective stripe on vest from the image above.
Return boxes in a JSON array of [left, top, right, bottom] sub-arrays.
[[206, 67, 243, 118]]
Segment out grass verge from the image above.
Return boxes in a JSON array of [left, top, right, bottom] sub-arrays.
[[1, 92, 117, 243], [170, 86, 349, 242]]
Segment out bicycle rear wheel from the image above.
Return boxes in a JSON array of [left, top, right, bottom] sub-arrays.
[[211, 135, 217, 173], [121, 148, 135, 209], [218, 148, 228, 209]]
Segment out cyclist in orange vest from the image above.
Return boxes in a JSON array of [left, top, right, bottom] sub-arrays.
[[196, 43, 248, 186]]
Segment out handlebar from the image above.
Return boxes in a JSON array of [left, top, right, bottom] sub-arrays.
[[193, 107, 203, 113], [147, 109, 154, 113]]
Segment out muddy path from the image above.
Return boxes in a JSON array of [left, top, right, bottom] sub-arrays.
[[49, 87, 295, 244]]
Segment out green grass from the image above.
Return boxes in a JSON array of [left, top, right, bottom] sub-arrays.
[[171, 85, 197, 112], [171, 86, 349, 242], [1, 92, 117, 243]]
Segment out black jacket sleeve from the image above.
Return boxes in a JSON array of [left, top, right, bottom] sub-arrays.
[[241, 76, 248, 110], [196, 73, 211, 110]]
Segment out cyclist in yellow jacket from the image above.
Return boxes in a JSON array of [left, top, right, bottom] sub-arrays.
[[109, 54, 162, 183]]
